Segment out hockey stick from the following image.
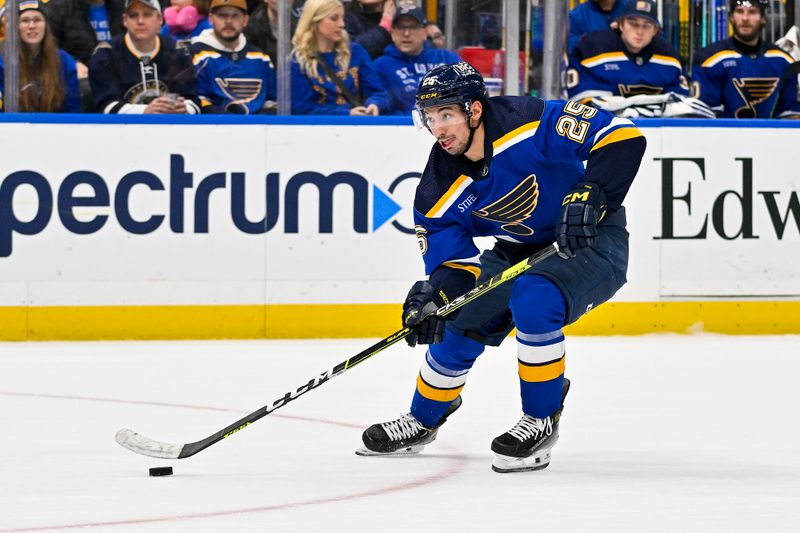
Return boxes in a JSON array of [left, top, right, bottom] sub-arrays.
[[115, 244, 558, 459]]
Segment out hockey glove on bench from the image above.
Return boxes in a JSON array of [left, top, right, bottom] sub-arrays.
[[403, 281, 447, 347], [556, 182, 607, 259]]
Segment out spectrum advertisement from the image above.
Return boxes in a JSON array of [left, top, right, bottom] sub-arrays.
[[0, 119, 797, 338]]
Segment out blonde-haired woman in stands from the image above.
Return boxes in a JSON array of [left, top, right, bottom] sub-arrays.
[[290, 0, 389, 115]]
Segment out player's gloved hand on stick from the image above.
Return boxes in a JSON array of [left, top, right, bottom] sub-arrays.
[[556, 182, 607, 259], [402, 281, 447, 347]]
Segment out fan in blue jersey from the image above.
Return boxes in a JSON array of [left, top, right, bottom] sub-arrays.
[[190, 0, 277, 114], [568, 0, 625, 53], [291, 0, 389, 115], [568, 0, 690, 112], [356, 62, 646, 473], [372, 6, 460, 116], [691, 0, 800, 118], [88, 0, 201, 114]]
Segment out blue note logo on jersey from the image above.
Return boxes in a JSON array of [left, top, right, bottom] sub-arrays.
[[618, 83, 664, 97], [215, 78, 263, 105], [122, 63, 168, 104], [473, 174, 539, 236], [732, 77, 780, 118]]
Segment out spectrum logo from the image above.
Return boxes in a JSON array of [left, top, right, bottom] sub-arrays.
[[0, 154, 420, 258]]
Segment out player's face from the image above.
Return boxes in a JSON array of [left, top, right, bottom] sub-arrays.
[[391, 16, 427, 55], [315, 5, 346, 49], [619, 16, 659, 53], [211, 7, 248, 43], [422, 104, 472, 155], [731, 5, 764, 42], [123, 5, 163, 42], [18, 11, 46, 48]]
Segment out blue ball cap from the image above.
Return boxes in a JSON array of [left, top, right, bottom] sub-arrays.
[[621, 0, 660, 27], [392, 6, 427, 27]]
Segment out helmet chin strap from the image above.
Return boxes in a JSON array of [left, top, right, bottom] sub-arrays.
[[457, 101, 483, 156]]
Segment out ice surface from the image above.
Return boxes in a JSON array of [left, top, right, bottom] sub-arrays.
[[1, 335, 798, 532]]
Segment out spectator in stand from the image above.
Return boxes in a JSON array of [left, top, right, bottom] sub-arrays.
[[424, 21, 445, 49], [567, 0, 689, 109], [244, 0, 304, 60], [161, 0, 211, 46], [568, 0, 624, 52], [0, 0, 80, 112], [42, 0, 129, 72], [88, 0, 200, 113], [191, 0, 276, 113], [290, 0, 389, 115], [373, 6, 459, 115], [691, 0, 800, 118], [41, 0, 161, 111], [344, 0, 394, 59]]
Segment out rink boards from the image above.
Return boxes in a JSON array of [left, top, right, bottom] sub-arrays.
[[0, 115, 797, 339]]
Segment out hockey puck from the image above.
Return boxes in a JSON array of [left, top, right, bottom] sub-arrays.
[[148, 466, 173, 477]]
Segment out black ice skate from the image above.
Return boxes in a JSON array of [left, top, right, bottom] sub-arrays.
[[356, 396, 462, 456], [491, 378, 570, 473]]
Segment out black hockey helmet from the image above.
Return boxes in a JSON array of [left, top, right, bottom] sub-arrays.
[[729, 0, 768, 13], [413, 62, 488, 142], [415, 62, 488, 112]]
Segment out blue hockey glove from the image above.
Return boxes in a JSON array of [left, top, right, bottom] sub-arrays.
[[402, 281, 447, 347], [556, 182, 607, 259]]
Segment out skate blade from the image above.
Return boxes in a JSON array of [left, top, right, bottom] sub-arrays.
[[355, 444, 426, 457], [491, 449, 552, 473]]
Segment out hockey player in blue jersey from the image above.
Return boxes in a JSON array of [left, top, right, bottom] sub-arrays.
[[372, 6, 460, 116], [691, 0, 800, 118], [568, 0, 689, 105], [356, 62, 646, 472], [190, 0, 276, 114]]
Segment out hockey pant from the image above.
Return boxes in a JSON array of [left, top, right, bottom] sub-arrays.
[[410, 208, 629, 428]]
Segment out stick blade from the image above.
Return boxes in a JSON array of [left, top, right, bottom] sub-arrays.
[[115, 428, 183, 459]]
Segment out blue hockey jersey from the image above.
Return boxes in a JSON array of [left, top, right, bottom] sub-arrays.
[[290, 42, 390, 115], [691, 38, 800, 118], [568, 0, 625, 52], [190, 30, 276, 114], [567, 29, 689, 103], [88, 34, 200, 114], [372, 43, 461, 115], [0, 48, 80, 112], [413, 97, 645, 295]]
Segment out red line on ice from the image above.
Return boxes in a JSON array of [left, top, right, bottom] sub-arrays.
[[0, 391, 468, 532]]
